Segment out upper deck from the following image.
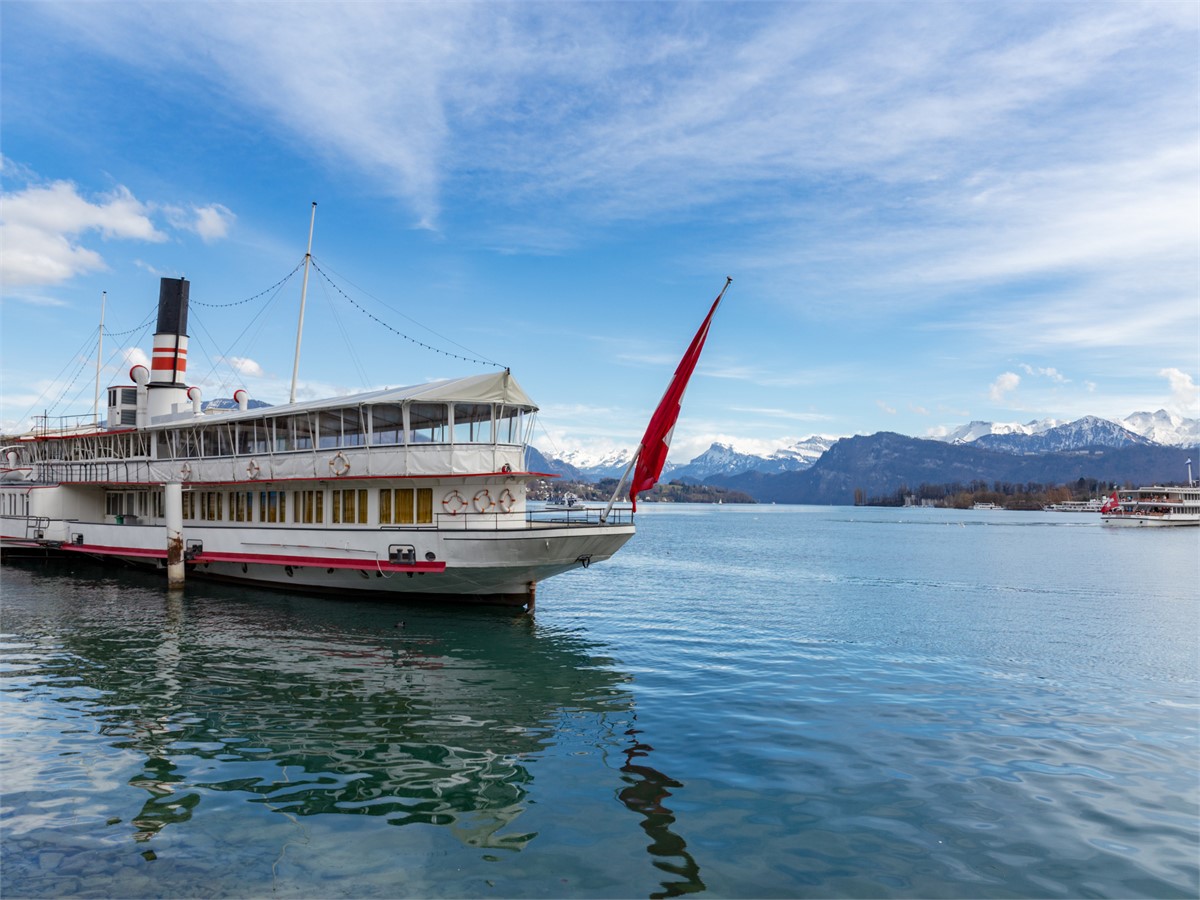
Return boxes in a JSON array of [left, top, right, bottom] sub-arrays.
[[7, 371, 542, 486]]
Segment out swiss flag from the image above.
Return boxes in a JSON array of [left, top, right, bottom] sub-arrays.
[[1100, 491, 1120, 514], [629, 280, 730, 511]]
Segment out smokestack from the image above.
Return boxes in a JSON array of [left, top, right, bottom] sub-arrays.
[[151, 277, 190, 385]]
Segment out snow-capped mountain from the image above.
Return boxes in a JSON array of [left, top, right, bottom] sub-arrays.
[[939, 418, 1064, 444], [538, 447, 641, 481], [533, 411, 1199, 485], [670, 437, 835, 481], [936, 412, 1199, 451], [972, 416, 1152, 453], [1122, 410, 1200, 447], [534, 436, 835, 483]]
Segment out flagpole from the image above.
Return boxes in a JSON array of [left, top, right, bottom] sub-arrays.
[[601, 275, 733, 523], [601, 443, 642, 523]]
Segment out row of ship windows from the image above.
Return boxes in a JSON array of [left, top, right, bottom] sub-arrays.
[[111, 488, 439, 525], [41, 403, 530, 463]]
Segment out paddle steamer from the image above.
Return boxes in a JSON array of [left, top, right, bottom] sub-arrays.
[[0, 276, 638, 607]]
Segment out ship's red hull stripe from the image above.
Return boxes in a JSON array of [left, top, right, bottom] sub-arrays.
[[42, 541, 444, 572], [190, 550, 446, 572]]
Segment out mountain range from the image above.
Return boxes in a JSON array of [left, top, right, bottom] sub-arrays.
[[531, 409, 1197, 486], [712, 433, 1197, 506]]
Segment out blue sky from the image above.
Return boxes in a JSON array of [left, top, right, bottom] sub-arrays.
[[2, 1, 1197, 463]]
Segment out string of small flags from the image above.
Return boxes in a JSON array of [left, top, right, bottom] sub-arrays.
[[102, 307, 158, 338], [190, 260, 305, 308], [310, 260, 504, 369]]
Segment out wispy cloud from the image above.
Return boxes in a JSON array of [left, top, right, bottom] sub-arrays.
[[165, 204, 237, 243], [0, 171, 239, 291], [732, 406, 832, 423], [1020, 364, 1068, 383], [0, 181, 165, 287], [1161, 367, 1200, 415], [989, 371, 1021, 403]]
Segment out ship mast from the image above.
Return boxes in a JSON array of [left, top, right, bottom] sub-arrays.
[[92, 290, 106, 424], [289, 201, 317, 404]]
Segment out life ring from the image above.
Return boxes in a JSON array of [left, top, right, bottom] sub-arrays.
[[473, 489, 496, 514], [442, 490, 468, 516], [179, 462, 192, 480], [497, 488, 516, 513], [329, 451, 351, 476], [246, 458, 262, 479]]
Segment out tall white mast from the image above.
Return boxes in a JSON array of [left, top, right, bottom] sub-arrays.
[[289, 201, 317, 404], [93, 290, 106, 424]]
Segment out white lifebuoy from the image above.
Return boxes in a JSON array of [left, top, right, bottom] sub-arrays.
[[473, 489, 496, 514], [329, 451, 351, 476], [497, 488, 516, 513], [442, 489, 468, 516], [179, 462, 192, 480], [246, 458, 262, 479]]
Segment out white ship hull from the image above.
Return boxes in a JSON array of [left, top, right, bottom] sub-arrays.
[[1100, 484, 1200, 528], [1, 480, 634, 606], [1100, 514, 1199, 527], [0, 267, 723, 609]]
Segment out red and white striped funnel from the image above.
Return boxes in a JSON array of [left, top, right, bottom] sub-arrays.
[[151, 277, 190, 384]]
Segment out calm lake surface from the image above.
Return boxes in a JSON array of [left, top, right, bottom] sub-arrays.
[[2, 505, 1197, 898]]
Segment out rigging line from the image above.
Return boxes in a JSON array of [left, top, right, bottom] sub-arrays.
[[187, 311, 232, 396], [316, 276, 372, 391], [189, 260, 305, 308], [309, 260, 505, 369], [533, 418, 566, 462], [189, 272, 296, 391], [18, 329, 105, 424], [71, 319, 158, 414], [45, 347, 95, 419], [102, 304, 159, 338]]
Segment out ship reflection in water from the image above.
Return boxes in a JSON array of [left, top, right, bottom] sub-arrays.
[[1, 562, 702, 897]]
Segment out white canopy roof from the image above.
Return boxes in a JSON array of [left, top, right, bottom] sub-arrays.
[[266, 371, 536, 414], [147, 371, 536, 429]]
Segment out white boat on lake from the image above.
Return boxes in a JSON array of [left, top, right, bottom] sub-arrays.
[[1100, 484, 1200, 527], [1, 224, 730, 607], [1044, 498, 1104, 512]]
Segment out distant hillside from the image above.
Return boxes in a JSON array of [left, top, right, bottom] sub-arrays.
[[715, 432, 1199, 505], [972, 416, 1152, 453], [524, 446, 583, 479]]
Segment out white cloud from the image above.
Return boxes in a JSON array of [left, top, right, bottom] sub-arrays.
[[989, 371, 1020, 402], [165, 203, 237, 242], [876, 400, 897, 415], [228, 356, 264, 377], [121, 348, 150, 369], [0, 181, 164, 288], [1160, 367, 1200, 414], [1020, 364, 1068, 383]]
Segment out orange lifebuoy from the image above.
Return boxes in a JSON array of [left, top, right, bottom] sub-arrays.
[[442, 490, 468, 516], [497, 488, 516, 513], [473, 489, 496, 513], [329, 452, 351, 476]]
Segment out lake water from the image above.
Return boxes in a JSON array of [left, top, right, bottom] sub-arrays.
[[2, 505, 1197, 898]]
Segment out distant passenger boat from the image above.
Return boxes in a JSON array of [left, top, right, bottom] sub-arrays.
[[1043, 498, 1104, 512], [972, 502, 1002, 510], [1099, 484, 1200, 527]]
